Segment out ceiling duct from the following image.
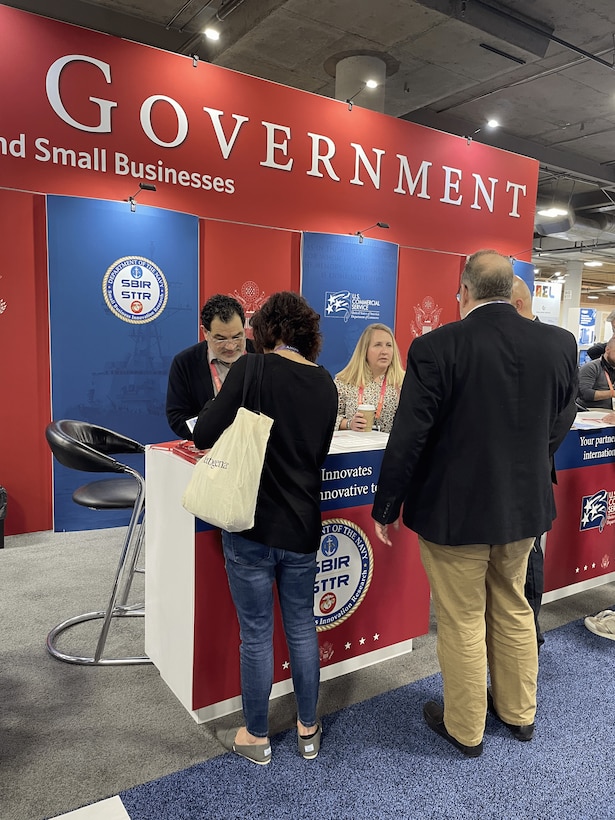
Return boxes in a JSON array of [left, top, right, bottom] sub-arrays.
[[535, 210, 615, 244]]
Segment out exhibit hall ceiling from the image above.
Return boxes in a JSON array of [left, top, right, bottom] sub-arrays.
[[6, 0, 615, 297]]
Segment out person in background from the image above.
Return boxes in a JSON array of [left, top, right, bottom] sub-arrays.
[[578, 336, 615, 409], [166, 294, 254, 439], [372, 250, 578, 758], [511, 275, 545, 651], [587, 309, 615, 360], [334, 323, 405, 433], [193, 292, 337, 765], [511, 275, 537, 321]]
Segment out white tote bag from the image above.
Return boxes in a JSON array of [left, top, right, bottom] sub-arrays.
[[182, 355, 273, 532]]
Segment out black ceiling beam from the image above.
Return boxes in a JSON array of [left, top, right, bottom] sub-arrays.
[[401, 109, 615, 189], [415, 0, 552, 58]]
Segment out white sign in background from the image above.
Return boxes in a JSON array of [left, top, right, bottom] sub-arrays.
[[533, 281, 562, 326]]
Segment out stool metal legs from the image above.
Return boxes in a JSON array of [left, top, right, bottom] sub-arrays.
[[46, 474, 151, 666]]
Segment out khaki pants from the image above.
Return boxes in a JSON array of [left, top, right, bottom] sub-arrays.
[[419, 536, 538, 747]]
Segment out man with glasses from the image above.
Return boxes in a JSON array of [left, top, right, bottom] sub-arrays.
[[166, 294, 254, 439], [372, 250, 578, 757]]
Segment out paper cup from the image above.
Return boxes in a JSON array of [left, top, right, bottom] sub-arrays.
[[357, 404, 376, 431]]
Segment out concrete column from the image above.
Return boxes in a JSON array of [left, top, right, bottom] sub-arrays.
[[560, 261, 582, 337], [335, 55, 386, 113]]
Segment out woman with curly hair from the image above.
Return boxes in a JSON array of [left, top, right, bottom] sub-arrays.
[[335, 323, 405, 433], [193, 291, 337, 766]]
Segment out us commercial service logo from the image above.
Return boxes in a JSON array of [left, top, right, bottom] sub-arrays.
[[314, 518, 373, 631], [324, 290, 381, 322], [103, 256, 168, 323], [580, 489, 615, 532]]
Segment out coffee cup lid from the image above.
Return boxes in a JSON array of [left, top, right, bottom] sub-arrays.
[[358, 404, 376, 411]]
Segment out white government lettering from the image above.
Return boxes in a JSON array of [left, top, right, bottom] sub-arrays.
[[42, 52, 530, 216], [140, 95, 188, 148], [46, 55, 117, 133], [394, 157, 432, 197], [350, 143, 385, 189], [306, 133, 340, 181], [260, 122, 293, 171], [471, 174, 498, 212], [507, 181, 526, 218], [441, 165, 463, 205], [202, 107, 250, 159]]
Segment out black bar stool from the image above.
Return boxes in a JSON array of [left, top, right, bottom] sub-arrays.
[[44, 419, 151, 666]]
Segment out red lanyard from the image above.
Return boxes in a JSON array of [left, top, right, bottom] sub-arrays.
[[209, 361, 223, 395], [209, 349, 248, 395], [358, 376, 387, 419], [605, 369, 614, 394]]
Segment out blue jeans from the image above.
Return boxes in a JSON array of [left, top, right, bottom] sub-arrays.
[[221, 531, 320, 738]]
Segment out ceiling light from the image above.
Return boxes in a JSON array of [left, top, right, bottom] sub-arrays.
[[587, 295, 599, 299], [346, 80, 380, 110], [204, 27, 220, 40], [607, 285, 615, 291], [536, 207, 569, 218], [486, 119, 499, 129], [584, 260, 603, 267]]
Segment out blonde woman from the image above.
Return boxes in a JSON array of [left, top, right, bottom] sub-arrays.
[[335, 323, 405, 433]]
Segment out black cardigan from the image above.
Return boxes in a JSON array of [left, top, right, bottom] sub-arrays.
[[193, 353, 337, 553], [166, 339, 255, 439]]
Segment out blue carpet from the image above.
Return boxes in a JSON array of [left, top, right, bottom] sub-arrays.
[[121, 620, 614, 819]]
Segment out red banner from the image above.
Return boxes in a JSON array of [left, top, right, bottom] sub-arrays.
[[0, 190, 51, 535], [0, 6, 537, 257]]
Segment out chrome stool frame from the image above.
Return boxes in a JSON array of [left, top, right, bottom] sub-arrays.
[[45, 420, 152, 666]]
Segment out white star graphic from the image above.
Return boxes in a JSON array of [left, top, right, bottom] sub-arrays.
[[282, 660, 290, 670], [345, 642, 351, 650], [584, 565, 588, 571], [373, 633, 380, 641], [575, 567, 580, 573], [359, 637, 366, 645], [592, 562, 596, 568]]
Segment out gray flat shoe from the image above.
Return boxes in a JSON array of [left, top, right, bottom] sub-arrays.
[[216, 727, 272, 765], [298, 723, 321, 759]]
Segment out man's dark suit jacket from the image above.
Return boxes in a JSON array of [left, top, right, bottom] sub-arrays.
[[372, 303, 578, 546], [166, 338, 255, 439]]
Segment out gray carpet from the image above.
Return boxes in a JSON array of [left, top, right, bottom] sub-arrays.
[[1, 529, 613, 820]]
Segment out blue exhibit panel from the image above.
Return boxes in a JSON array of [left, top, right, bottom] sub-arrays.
[[47, 196, 199, 531], [301, 232, 398, 378]]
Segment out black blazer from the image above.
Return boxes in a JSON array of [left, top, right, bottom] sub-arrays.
[[372, 303, 578, 546], [165, 339, 255, 438]]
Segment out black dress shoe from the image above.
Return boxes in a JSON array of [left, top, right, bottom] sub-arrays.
[[423, 701, 483, 758], [487, 690, 534, 741]]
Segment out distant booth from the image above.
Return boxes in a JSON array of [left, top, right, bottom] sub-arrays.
[[544, 420, 615, 602]]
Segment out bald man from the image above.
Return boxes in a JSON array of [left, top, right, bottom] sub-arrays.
[[511, 276, 536, 321], [373, 251, 577, 755], [511, 276, 544, 651]]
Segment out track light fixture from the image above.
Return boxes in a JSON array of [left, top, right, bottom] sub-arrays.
[[466, 119, 500, 145], [128, 182, 157, 212], [346, 80, 379, 111], [355, 221, 390, 243]]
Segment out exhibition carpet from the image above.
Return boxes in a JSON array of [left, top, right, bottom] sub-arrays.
[[108, 619, 613, 820]]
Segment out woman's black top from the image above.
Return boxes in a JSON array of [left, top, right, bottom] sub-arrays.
[[193, 353, 338, 553]]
